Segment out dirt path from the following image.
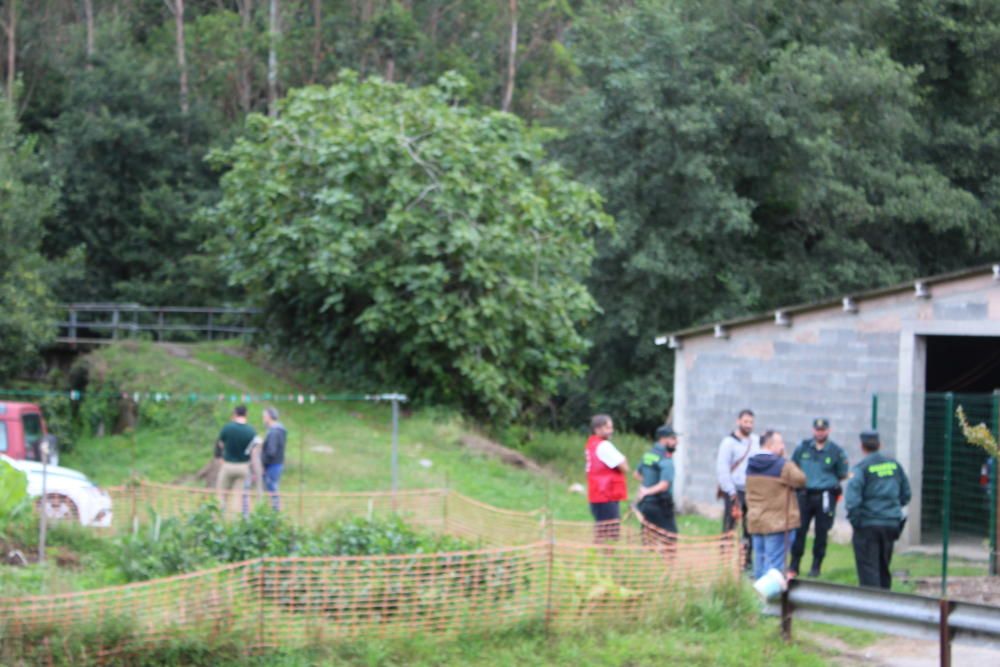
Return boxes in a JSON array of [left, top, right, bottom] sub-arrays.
[[801, 629, 1000, 666], [160, 342, 253, 393]]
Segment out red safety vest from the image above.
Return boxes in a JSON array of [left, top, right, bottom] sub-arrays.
[[585, 434, 627, 503]]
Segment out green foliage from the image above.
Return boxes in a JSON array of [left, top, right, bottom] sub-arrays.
[[956, 405, 998, 457], [42, 36, 227, 306], [207, 72, 610, 421], [113, 502, 473, 582], [0, 99, 59, 382], [0, 458, 29, 527], [553, 0, 996, 429]]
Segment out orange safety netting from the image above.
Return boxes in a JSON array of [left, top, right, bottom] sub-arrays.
[[2, 482, 741, 662]]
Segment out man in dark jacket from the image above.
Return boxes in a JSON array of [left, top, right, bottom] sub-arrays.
[[261, 407, 287, 510], [634, 425, 679, 539], [845, 430, 911, 589], [790, 417, 849, 577]]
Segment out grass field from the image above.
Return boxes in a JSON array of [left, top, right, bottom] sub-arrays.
[[63, 342, 612, 519]]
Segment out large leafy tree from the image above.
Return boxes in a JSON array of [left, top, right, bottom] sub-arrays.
[[207, 72, 610, 420], [555, 0, 988, 429], [0, 99, 59, 380]]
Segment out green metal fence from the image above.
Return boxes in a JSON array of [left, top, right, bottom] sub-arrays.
[[873, 392, 999, 595]]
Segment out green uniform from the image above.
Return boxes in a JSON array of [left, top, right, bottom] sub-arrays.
[[636, 444, 677, 534], [792, 439, 848, 491], [845, 452, 911, 528], [789, 438, 848, 575], [219, 421, 256, 463], [845, 451, 911, 589]]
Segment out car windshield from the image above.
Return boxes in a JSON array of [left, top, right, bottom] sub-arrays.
[[0, 422, 7, 453], [23, 413, 42, 460]]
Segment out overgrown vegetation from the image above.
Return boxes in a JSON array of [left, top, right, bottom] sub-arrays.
[[115, 503, 473, 582]]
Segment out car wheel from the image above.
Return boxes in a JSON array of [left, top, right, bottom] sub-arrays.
[[37, 494, 79, 523]]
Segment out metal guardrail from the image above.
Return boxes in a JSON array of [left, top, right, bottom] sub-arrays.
[[765, 579, 1000, 666], [56, 303, 260, 344]]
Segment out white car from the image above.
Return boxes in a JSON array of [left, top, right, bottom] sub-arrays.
[[1, 455, 113, 527]]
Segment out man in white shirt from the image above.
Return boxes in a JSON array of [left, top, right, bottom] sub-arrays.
[[716, 409, 760, 569], [585, 414, 630, 540]]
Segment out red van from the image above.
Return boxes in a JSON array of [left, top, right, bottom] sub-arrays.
[[0, 401, 59, 465]]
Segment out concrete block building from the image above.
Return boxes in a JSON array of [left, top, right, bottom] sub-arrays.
[[661, 263, 1000, 548]]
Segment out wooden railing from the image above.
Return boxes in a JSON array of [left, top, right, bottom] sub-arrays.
[[56, 303, 260, 344]]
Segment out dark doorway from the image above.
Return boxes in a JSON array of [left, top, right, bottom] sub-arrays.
[[926, 336, 1000, 393], [921, 336, 1000, 541]]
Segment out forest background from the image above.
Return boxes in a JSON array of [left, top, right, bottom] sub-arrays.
[[2, 0, 999, 433]]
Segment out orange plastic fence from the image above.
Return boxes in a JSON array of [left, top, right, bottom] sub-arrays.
[[2, 483, 741, 663]]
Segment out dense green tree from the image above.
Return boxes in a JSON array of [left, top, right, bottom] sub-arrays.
[[880, 0, 1000, 243], [554, 0, 992, 429], [207, 72, 610, 420], [42, 43, 225, 305], [0, 99, 59, 380]]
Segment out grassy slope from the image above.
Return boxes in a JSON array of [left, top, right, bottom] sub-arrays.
[[64, 342, 680, 524]]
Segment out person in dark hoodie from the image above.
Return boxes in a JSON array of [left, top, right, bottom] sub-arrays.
[[261, 407, 287, 510], [746, 430, 806, 580]]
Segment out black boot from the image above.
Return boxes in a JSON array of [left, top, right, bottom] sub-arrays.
[[807, 561, 821, 578]]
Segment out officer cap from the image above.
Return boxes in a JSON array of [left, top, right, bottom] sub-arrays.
[[860, 430, 880, 447], [655, 425, 678, 440], [813, 417, 830, 429]]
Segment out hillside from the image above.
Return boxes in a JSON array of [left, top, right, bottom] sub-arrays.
[[60, 342, 636, 522]]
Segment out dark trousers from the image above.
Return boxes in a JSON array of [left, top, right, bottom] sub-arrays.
[[852, 525, 897, 589], [590, 501, 621, 541], [722, 490, 752, 569], [639, 496, 677, 534], [790, 491, 835, 573]]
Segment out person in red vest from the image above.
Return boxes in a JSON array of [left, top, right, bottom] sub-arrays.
[[586, 414, 630, 541]]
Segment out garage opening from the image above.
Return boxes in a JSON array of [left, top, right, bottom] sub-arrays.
[[921, 336, 1000, 541]]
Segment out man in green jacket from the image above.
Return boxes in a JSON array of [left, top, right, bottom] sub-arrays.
[[845, 430, 911, 589], [635, 425, 679, 539], [215, 405, 256, 515], [790, 417, 849, 577]]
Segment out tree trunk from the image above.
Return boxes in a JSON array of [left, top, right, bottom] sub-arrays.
[[2, 0, 16, 102], [236, 0, 253, 114], [310, 0, 322, 83], [267, 0, 280, 117], [385, 55, 394, 82], [501, 0, 517, 112], [164, 0, 189, 114], [83, 0, 95, 68]]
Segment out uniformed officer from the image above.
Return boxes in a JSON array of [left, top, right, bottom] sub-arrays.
[[634, 425, 679, 538], [789, 417, 848, 577], [845, 430, 911, 589]]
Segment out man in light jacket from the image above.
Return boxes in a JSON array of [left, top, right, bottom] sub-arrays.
[[717, 409, 760, 568], [746, 430, 806, 580]]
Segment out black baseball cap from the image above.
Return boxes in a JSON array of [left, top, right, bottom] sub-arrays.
[[813, 417, 830, 430], [860, 430, 880, 447], [655, 425, 678, 439]]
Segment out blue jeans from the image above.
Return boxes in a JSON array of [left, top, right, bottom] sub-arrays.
[[752, 531, 796, 581], [264, 463, 283, 510]]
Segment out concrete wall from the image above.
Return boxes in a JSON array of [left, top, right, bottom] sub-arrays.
[[671, 273, 1000, 547]]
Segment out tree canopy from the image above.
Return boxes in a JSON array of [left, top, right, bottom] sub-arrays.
[[2, 1, 999, 427], [207, 72, 609, 420], [0, 99, 60, 380]]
